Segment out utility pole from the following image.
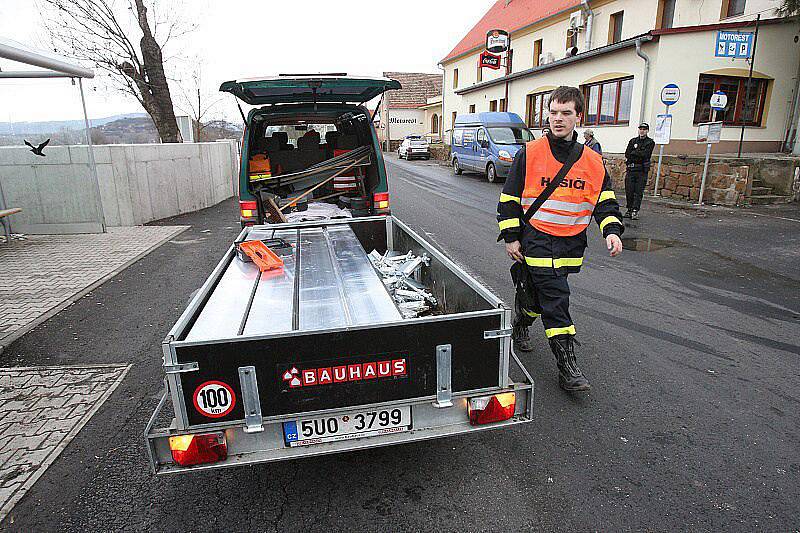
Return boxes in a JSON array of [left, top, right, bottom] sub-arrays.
[[737, 14, 760, 158]]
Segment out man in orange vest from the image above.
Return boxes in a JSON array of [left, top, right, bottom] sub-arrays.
[[497, 86, 624, 392]]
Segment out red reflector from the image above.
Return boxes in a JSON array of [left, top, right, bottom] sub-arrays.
[[169, 432, 227, 467], [468, 392, 516, 426], [240, 200, 258, 210]]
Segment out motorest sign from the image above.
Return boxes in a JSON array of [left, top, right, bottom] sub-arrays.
[[281, 358, 408, 389]]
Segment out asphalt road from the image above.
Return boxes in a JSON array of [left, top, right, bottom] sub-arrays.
[[2, 154, 800, 531]]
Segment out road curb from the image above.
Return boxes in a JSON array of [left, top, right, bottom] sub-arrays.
[[0, 225, 189, 356]]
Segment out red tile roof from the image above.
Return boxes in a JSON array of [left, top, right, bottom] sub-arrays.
[[441, 0, 583, 64], [382, 72, 442, 108]]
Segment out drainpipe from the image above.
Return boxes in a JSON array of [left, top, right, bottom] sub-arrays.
[[438, 62, 446, 144], [581, 0, 594, 51], [635, 38, 651, 128]]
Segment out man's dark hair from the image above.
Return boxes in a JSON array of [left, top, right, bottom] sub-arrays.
[[549, 86, 585, 115]]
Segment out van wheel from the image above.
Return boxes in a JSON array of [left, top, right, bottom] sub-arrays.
[[453, 158, 462, 175], [486, 163, 498, 183]]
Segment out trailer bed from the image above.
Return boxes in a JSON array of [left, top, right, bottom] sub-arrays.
[[186, 225, 401, 342]]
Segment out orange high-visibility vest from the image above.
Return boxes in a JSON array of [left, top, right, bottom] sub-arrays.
[[248, 154, 272, 180], [523, 138, 606, 237]]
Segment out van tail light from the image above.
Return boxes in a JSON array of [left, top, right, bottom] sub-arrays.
[[169, 432, 227, 467], [239, 200, 258, 225], [373, 192, 390, 212], [468, 392, 516, 426]]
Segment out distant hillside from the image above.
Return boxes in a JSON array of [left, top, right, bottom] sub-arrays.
[[0, 113, 148, 135]]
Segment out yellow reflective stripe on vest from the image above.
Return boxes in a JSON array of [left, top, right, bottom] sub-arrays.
[[499, 218, 520, 230], [500, 193, 521, 204], [598, 190, 616, 203], [545, 325, 576, 338], [599, 216, 622, 232], [533, 211, 593, 226], [524, 256, 584, 268]]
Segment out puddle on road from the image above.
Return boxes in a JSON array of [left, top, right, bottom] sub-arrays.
[[622, 237, 683, 252]]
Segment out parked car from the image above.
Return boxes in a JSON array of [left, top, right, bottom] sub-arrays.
[[451, 112, 533, 183], [398, 135, 430, 160]]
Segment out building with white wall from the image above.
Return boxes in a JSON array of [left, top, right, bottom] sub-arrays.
[[440, 0, 800, 155], [378, 72, 442, 148]]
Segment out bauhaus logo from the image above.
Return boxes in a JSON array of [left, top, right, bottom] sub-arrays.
[[281, 359, 407, 389]]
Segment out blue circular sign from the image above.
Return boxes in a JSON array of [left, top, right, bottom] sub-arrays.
[[661, 83, 680, 106], [710, 91, 728, 110]]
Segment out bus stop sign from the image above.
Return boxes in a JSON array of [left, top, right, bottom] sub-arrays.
[[661, 84, 680, 106]]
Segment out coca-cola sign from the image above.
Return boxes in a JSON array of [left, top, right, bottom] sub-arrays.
[[479, 51, 502, 70]]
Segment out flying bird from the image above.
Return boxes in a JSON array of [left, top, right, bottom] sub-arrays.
[[24, 139, 50, 157]]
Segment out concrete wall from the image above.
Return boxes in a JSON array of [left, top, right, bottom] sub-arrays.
[[0, 141, 237, 233]]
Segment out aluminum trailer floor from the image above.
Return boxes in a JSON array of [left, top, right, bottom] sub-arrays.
[[186, 225, 401, 343]]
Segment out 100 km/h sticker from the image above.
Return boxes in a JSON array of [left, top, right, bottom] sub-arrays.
[[193, 381, 236, 418]]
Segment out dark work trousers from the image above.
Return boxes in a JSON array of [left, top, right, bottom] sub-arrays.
[[514, 272, 575, 338], [625, 168, 647, 211]]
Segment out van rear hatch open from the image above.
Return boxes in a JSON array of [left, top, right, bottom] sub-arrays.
[[220, 75, 401, 105]]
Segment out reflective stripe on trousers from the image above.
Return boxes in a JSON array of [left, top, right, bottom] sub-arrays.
[[524, 256, 584, 269]]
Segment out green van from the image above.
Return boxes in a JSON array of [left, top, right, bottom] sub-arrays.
[[219, 75, 400, 226]]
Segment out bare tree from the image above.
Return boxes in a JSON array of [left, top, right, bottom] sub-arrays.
[[779, 0, 800, 15], [40, 0, 193, 143], [174, 64, 224, 142]]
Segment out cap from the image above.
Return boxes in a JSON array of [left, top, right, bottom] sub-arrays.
[[639, 123, 650, 130], [584, 129, 594, 136]]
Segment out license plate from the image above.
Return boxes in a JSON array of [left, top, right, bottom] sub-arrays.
[[283, 406, 412, 447]]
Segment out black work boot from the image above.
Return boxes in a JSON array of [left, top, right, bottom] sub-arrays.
[[631, 209, 640, 220], [623, 209, 632, 219], [549, 335, 591, 391], [512, 315, 534, 352]]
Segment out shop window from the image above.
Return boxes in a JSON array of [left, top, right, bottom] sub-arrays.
[[526, 91, 551, 128], [533, 39, 543, 67], [693, 74, 767, 126], [489, 100, 498, 112], [469, 104, 476, 113], [722, 0, 746, 18], [453, 68, 459, 89], [609, 11, 624, 44], [581, 77, 633, 126], [657, 0, 676, 29]]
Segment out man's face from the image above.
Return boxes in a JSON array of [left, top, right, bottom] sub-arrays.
[[583, 132, 591, 141], [548, 100, 581, 139], [639, 127, 648, 137]]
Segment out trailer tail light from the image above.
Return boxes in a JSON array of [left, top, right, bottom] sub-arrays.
[[373, 192, 390, 213], [169, 432, 227, 467], [239, 200, 258, 226], [468, 392, 516, 426]]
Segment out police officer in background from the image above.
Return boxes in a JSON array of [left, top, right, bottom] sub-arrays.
[[624, 123, 656, 220], [497, 86, 624, 392]]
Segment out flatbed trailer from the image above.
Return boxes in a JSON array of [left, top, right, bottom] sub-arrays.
[[146, 215, 533, 474]]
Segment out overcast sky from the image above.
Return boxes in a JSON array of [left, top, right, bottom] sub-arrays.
[[0, 0, 494, 124]]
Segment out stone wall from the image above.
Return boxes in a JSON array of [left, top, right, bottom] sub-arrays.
[[604, 154, 749, 206], [429, 144, 451, 162]]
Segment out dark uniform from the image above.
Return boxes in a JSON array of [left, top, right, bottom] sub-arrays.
[[624, 128, 655, 217], [497, 132, 623, 390]]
